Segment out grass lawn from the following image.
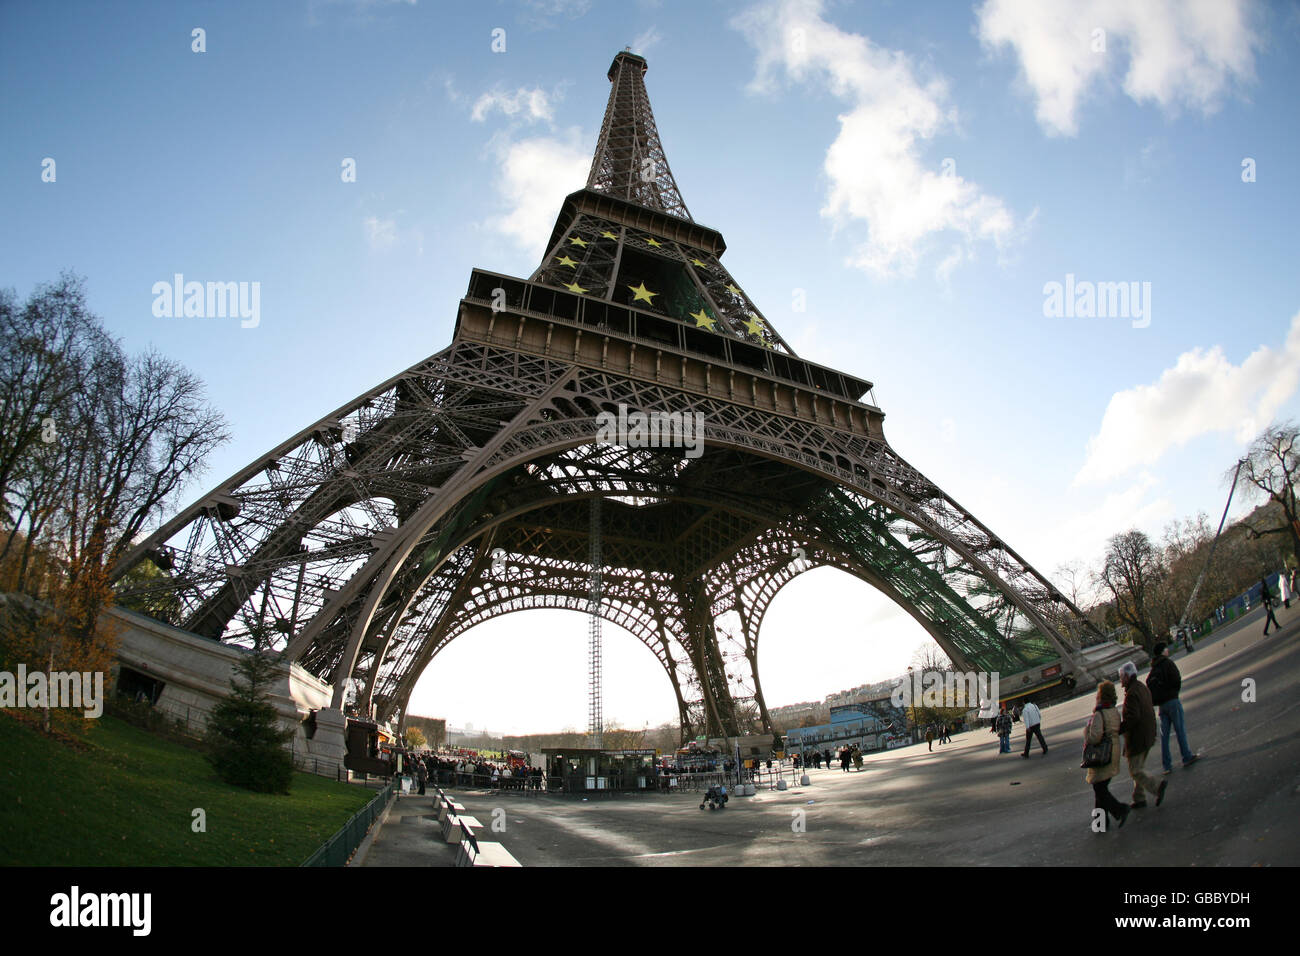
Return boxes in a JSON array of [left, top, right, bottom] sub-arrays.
[[0, 712, 377, 866]]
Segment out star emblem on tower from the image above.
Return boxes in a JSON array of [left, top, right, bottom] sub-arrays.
[[628, 282, 658, 304], [690, 309, 717, 330]]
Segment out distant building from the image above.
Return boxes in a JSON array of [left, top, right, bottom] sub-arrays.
[[769, 701, 825, 729], [783, 698, 908, 754]]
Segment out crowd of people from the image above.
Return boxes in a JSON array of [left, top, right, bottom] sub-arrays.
[[1085, 641, 1198, 830], [973, 639, 1202, 832], [401, 751, 546, 793], [791, 745, 866, 771], [924, 723, 955, 751]]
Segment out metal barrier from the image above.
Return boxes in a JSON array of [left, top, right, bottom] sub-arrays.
[[436, 771, 549, 792], [433, 767, 811, 796], [300, 779, 396, 866]]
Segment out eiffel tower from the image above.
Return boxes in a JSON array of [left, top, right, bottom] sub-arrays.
[[114, 51, 1112, 744]]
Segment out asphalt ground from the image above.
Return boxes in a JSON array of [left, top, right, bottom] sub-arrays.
[[361, 599, 1300, 867]]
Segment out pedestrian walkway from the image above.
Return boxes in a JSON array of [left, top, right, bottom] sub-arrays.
[[355, 599, 1299, 866], [355, 792, 459, 867]]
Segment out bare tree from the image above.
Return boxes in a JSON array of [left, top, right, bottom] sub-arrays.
[[0, 275, 117, 580], [910, 642, 953, 673], [1162, 513, 1213, 563], [1054, 559, 1088, 608], [0, 275, 109, 506], [1235, 421, 1300, 568], [1100, 530, 1164, 651], [1, 275, 229, 656]]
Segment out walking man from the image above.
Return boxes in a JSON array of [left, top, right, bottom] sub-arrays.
[[1261, 576, 1282, 635], [1119, 661, 1167, 809], [1020, 697, 1048, 758], [1146, 642, 1199, 774]]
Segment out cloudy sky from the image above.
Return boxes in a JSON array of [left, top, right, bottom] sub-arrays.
[[3, 0, 1298, 734]]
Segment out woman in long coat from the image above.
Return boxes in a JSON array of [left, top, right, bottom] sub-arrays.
[[1085, 681, 1129, 830]]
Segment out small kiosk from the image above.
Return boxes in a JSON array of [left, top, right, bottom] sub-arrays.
[[543, 748, 658, 793], [343, 716, 395, 778]]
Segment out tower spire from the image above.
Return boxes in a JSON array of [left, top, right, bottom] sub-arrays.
[[586, 51, 692, 221]]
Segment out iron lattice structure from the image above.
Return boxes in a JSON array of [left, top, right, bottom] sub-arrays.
[[114, 51, 1107, 740], [587, 496, 602, 746]]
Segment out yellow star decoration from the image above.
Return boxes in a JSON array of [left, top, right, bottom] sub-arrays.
[[568, 236, 588, 247], [725, 283, 743, 297], [563, 281, 589, 294], [554, 255, 578, 268], [744, 314, 766, 336], [691, 258, 707, 268], [690, 309, 717, 330], [601, 230, 618, 240], [628, 282, 658, 304], [645, 237, 663, 248]]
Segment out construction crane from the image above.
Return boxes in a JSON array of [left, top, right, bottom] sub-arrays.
[[1178, 458, 1247, 630]]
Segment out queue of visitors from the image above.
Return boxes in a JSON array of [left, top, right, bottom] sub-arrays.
[[397, 750, 546, 792]]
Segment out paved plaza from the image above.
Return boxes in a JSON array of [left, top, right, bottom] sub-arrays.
[[360, 601, 1300, 867]]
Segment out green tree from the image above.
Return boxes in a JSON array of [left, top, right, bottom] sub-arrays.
[[205, 627, 294, 794]]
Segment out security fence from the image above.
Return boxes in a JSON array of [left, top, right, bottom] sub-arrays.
[[301, 779, 396, 867], [423, 765, 809, 796]]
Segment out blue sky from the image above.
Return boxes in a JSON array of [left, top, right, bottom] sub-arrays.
[[4, 0, 1299, 734]]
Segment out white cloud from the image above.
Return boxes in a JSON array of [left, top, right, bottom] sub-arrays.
[[485, 128, 591, 256], [362, 213, 424, 255], [363, 215, 398, 250], [935, 244, 966, 283], [633, 26, 663, 54], [441, 75, 465, 106], [1075, 311, 1300, 485], [471, 87, 555, 123], [1057, 472, 1175, 567], [977, 0, 1261, 137], [733, 0, 1020, 278]]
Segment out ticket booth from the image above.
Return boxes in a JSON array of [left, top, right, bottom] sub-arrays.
[[344, 716, 392, 777]]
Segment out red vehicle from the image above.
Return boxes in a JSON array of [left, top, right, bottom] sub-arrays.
[[506, 750, 528, 770]]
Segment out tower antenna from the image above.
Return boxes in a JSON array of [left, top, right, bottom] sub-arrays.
[[588, 496, 603, 747]]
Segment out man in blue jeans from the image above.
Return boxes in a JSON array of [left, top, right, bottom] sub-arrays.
[[1145, 642, 1199, 774]]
